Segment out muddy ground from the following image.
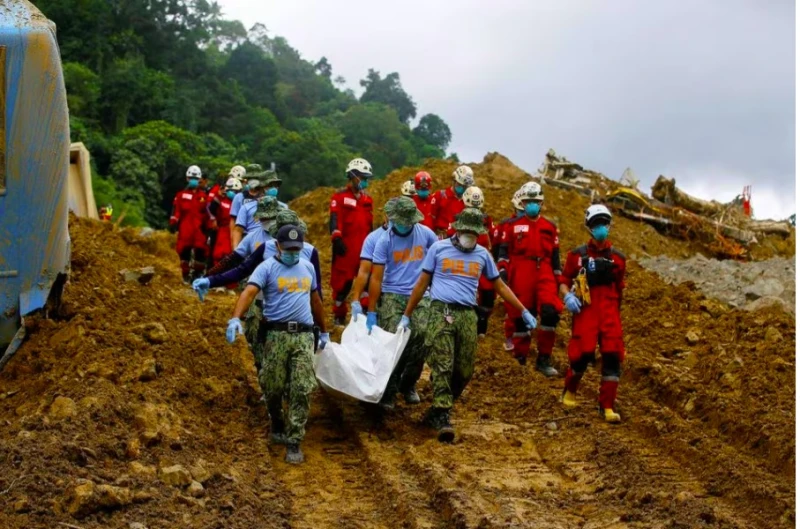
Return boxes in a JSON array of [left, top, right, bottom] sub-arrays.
[[0, 154, 795, 528]]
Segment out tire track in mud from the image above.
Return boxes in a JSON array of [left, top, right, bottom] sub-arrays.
[[276, 397, 451, 529]]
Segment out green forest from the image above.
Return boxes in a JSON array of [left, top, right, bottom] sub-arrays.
[[38, 0, 456, 227]]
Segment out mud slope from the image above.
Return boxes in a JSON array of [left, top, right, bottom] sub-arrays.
[[0, 153, 794, 529]]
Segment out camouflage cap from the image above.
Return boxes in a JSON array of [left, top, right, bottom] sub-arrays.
[[452, 207, 487, 234], [388, 196, 424, 226], [261, 170, 282, 187], [269, 209, 302, 237], [382, 196, 401, 216], [245, 163, 263, 174], [254, 196, 281, 220]]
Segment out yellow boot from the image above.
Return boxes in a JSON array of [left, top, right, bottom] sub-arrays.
[[561, 390, 578, 408], [603, 408, 621, 423]]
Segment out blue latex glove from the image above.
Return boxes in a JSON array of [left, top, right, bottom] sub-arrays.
[[192, 278, 210, 302], [397, 315, 410, 332], [564, 292, 582, 314], [318, 332, 330, 350], [351, 300, 363, 322], [521, 309, 537, 330], [226, 317, 243, 344], [366, 312, 378, 334]]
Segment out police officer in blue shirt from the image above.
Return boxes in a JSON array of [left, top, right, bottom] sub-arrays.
[[367, 197, 438, 409], [401, 208, 537, 442], [226, 225, 328, 464]]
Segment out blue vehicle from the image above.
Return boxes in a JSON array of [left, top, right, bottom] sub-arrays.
[[0, 1, 71, 359]]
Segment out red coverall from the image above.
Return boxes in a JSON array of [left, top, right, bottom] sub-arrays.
[[492, 213, 522, 343], [207, 183, 221, 202], [170, 188, 209, 279], [413, 194, 434, 230], [330, 187, 374, 319], [430, 187, 464, 237], [560, 240, 626, 410], [497, 215, 563, 361], [209, 195, 233, 265]]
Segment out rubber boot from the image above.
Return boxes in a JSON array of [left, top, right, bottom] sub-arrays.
[[403, 388, 421, 405], [536, 355, 559, 378], [436, 409, 455, 443], [503, 337, 514, 352], [602, 408, 621, 423], [285, 442, 304, 464], [516, 356, 527, 366], [561, 390, 578, 408], [269, 406, 287, 445]]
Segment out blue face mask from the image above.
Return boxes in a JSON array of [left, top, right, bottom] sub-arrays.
[[454, 185, 465, 196], [226, 190, 236, 200], [359, 179, 369, 190], [266, 188, 279, 197], [280, 251, 300, 266], [187, 178, 200, 189], [417, 189, 430, 200], [393, 224, 412, 235], [525, 202, 541, 217], [591, 225, 610, 242]]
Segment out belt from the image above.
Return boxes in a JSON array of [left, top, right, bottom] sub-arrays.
[[431, 300, 473, 311], [261, 321, 315, 333]]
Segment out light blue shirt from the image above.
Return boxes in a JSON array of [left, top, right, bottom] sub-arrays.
[[422, 239, 500, 306], [360, 226, 389, 260], [263, 239, 315, 261], [248, 257, 317, 324], [235, 199, 260, 234], [235, 228, 271, 258], [372, 225, 438, 296], [230, 191, 251, 219]]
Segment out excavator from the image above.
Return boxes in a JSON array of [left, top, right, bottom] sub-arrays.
[[0, 1, 71, 365]]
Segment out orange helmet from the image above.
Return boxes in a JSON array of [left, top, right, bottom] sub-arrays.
[[414, 171, 432, 190]]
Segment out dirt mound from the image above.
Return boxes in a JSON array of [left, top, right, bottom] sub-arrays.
[[640, 254, 795, 313], [0, 218, 290, 528]]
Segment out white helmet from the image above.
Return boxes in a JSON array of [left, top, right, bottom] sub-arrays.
[[585, 204, 612, 227], [186, 165, 202, 179], [401, 180, 416, 197], [511, 189, 524, 212], [519, 181, 544, 201], [462, 186, 484, 208], [346, 158, 373, 178], [225, 178, 243, 192], [453, 165, 475, 186], [228, 165, 246, 180]]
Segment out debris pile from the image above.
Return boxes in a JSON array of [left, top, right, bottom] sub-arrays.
[[639, 254, 795, 313], [537, 148, 795, 259]]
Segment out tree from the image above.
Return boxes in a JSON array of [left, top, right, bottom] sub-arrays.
[[334, 103, 417, 177], [315, 57, 332, 79], [413, 113, 452, 152], [63, 62, 101, 120], [359, 69, 417, 124]]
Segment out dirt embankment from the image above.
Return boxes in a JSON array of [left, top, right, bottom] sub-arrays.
[[0, 153, 794, 529]]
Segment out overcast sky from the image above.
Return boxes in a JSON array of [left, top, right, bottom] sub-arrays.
[[218, 0, 795, 220]]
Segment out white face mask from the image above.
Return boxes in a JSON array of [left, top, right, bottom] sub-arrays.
[[457, 233, 478, 250], [261, 219, 276, 233]]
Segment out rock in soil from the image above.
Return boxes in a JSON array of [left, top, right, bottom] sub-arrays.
[[159, 465, 192, 487]]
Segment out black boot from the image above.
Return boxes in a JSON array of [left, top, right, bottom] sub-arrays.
[[436, 409, 455, 443], [535, 355, 559, 378], [285, 442, 304, 464], [268, 406, 287, 445], [516, 356, 527, 366]]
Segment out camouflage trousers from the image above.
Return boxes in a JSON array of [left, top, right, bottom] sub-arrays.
[[244, 300, 265, 369], [424, 301, 478, 410], [258, 330, 317, 443], [377, 293, 431, 402]]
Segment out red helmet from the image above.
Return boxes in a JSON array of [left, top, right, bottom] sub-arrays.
[[414, 171, 432, 190]]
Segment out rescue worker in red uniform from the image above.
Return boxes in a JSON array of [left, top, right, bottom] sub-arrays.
[[430, 165, 474, 238], [329, 158, 374, 325], [99, 204, 113, 222], [412, 171, 434, 229], [497, 182, 561, 377], [170, 165, 210, 283], [559, 205, 626, 423], [209, 177, 242, 268], [492, 188, 524, 351]]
